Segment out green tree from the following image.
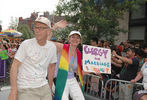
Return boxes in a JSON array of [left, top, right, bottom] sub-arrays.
[[8, 17, 18, 30], [17, 24, 34, 39], [55, 0, 145, 44], [53, 26, 74, 41]]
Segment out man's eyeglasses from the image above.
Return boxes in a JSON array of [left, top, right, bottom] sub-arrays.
[[34, 26, 49, 31]]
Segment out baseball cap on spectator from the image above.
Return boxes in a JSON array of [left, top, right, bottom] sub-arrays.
[[35, 17, 51, 28], [68, 31, 81, 38]]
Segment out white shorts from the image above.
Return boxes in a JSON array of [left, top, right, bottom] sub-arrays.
[[62, 78, 85, 100]]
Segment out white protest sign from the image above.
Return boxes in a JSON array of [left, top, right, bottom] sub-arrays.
[[83, 45, 111, 74]]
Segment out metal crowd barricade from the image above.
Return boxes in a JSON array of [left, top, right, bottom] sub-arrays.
[[103, 79, 144, 100], [83, 74, 105, 100], [0, 59, 6, 80]]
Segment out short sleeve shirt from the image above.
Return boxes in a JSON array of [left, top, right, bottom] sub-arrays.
[[141, 62, 147, 89], [15, 38, 57, 89]]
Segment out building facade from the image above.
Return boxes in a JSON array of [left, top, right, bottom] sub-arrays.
[[18, 11, 65, 31], [115, 2, 147, 45], [129, 2, 147, 44]]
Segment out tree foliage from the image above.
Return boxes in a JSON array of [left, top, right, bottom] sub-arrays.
[[7, 17, 34, 39], [55, 0, 145, 43], [17, 24, 34, 39], [8, 17, 18, 30], [53, 26, 74, 41]]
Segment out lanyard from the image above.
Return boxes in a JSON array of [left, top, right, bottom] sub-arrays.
[[69, 47, 76, 72]]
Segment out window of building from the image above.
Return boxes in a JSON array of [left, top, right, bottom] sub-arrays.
[[129, 26, 145, 40], [131, 4, 145, 19]]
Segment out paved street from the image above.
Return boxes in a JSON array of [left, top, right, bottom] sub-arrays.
[[85, 94, 102, 100], [0, 86, 102, 100], [0, 86, 10, 100]]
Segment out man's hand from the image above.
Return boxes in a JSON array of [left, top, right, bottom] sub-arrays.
[[94, 70, 103, 80], [9, 59, 21, 100], [52, 20, 67, 30], [8, 90, 17, 100], [48, 63, 56, 90], [131, 79, 136, 83], [112, 50, 118, 57], [111, 55, 117, 61]]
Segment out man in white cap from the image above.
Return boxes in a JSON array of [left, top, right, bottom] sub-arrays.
[[9, 16, 59, 100]]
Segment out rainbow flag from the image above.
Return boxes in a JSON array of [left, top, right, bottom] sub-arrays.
[[54, 44, 84, 100]]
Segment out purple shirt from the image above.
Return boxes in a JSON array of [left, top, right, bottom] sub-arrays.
[[54, 52, 77, 79]]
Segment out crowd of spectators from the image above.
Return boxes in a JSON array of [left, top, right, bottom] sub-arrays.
[[0, 37, 23, 80], [89, 37, 147, 100]]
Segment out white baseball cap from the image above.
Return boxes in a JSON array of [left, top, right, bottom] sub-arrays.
[[35, 17, 51, 28], [68, 31, 81, 38]]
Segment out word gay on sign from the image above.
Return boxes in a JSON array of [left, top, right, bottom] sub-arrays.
[[83, 45, 111, 74]]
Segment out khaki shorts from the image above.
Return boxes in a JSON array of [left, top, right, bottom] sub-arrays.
[[18, 84, 52, 100]]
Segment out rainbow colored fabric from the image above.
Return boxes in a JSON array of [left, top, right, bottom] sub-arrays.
[[54, 44, 84, 100]]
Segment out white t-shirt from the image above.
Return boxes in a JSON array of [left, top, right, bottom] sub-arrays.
[[141, 62, 147, 89], [15, 38, 57, 89]]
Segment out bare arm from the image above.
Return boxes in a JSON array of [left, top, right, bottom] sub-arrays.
[[95, 71, 103, 80], [53, 42, 63, 54], [131, 71, 143, 83], [112, 56, 123, 64], [48, 63, 56, 90], [47, 31, 53, 41], [51, 20, 67, 31], [116, 55, 133, 64], [48, 20, 67, 41], [9, 59, 21, 100], [112, 50, 133, 64], [113, 58, 123, 64], [111, 60, 122, 67]]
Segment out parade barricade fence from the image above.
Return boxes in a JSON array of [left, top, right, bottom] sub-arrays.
[[103, 79, 144, 100], [83, 74, 105, 100], [0, 59, 6, 80]]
